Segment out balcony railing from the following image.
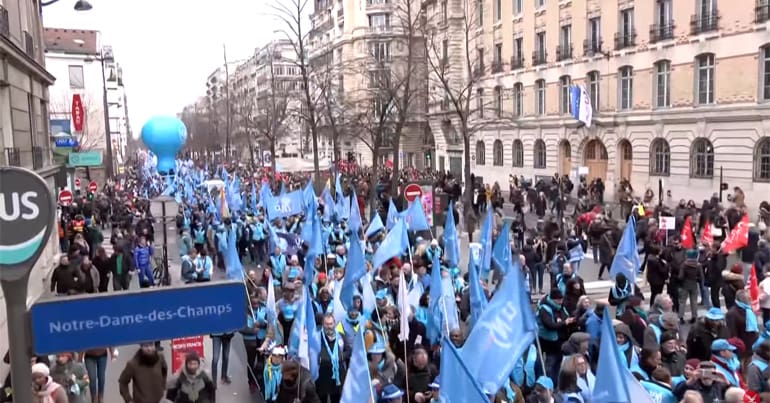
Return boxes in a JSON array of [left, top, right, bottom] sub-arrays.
[[32, 146, 43, 170], [491, 62, 503, 73], [3, 147, 20, 166], [756, 2, 770, 23], [510, 56, 524, 70], [556, 44, 573, 61], [583, 39, 603, 56], [472, 65, 483, 78], [614, 31, 636, 50], [690, 13, 719, 34], [531, 50, 547, 66], [0, 6, 9, 39], [649, 23, 675, 43]]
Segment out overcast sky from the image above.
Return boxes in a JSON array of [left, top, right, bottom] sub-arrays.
[[41, 0, 281, 135]]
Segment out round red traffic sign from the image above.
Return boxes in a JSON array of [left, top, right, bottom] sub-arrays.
[[58, 189, 73, 206], [404, 184, 423, 202], [88, 181, 98, 193], [74, 178, 81, 188]]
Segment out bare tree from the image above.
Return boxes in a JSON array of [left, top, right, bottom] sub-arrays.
[[271, 0, 322, 187], [50, 94, 104, 151], [422, 0, 512, 211], [313, 59, 352, 162]]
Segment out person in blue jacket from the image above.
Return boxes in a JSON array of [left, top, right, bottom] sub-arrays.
[[133, 236, 154, 288]]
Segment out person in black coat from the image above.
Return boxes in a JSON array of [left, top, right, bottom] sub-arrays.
[[109, 248, 133, 291], [646, 245, 668, 304]]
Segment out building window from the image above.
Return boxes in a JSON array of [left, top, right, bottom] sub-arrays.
[[512, 140, 524, 167], [477, 88, 484, 118], [370, 41, 391, 62], [586, 17, 601, 55], [493, 43, 503, 72], [513, 0, 523, 14], [559, 75, 571, 114], [494, 86, 503, 117], [535, 0, 545, 8], [654, 60, 670, 108], [476, 140, 486, 165], [512, 37, 524, 69], [534, 32, 546, 65], [763, 45, 770, 101], [690, 138, 714, 178], [616, 8, 636, 49], [587, 71, 600, 109], [558, 25, 572, 60], [755, 137, 770, 181], [512, 82, 523, 117], [493, 140, 504, 166], [441, 0, 447, 23], [368, 13, 391, 30], [442, 39, 448, 63], [68, 65, 85, 89], [618, 66, 633, 110], [495, 0, 501, 21], [695, 53, 715, 105], [477, 0, 483, 26], [652, 0, 674, 42], [649, 138, 670, 176], [533, 139, 547, 169], [535, 79, 546, 115]]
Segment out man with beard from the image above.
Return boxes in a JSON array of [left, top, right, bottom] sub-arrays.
[[276, 359, 321, 403], [166, 351, 216, 403], [118, 342, 168, 403], [316, 314, 349, 403]]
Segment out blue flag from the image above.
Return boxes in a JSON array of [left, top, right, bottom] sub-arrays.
[[468, 243, 487, 328], [592, 307, 633, 403], [303, 180, 316, 207], [404, 196, 430, 232], [322, 188, 335, 222], [439, 337, 489, 402], [340, 232, 367, 310], [365, 214, 384, 238], [609, 215, 640, 281], [340, 327, 374, 403], [442, 201, 460, 268], [428, 251, 446, 344], [491, 220, 512, 276], [480, 207, 494, 277], [250, 183, 258, 211], [349, 190, 362, 233], [304, 284, 321, 381], [265, 190, 305, 221], [371, 219, 409, 271], [386, 199, 399, 229], [461, 261, 537, 393]]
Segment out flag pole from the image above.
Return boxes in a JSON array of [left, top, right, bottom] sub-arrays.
[[403, 339, 411, 403], [534, 336, 548, 378]]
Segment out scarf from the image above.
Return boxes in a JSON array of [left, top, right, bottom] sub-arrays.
[[618, 342, 631, 367], [735, 300, 759, 332], [611, 281, 632, 316], [263, 360, 282, 401], [179, 367, 206, 401], [323, 334, 342, 385]]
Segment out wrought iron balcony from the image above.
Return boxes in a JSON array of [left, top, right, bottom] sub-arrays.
[[556, 44, 573, 61], [690, 13, 719, 34], [531, 50, 547, 66], [491, 62, 503, 73], [614, 31, 636, 50], [649, 23, 675, 43], [510, 56, 524, 70], [583, 39, 603, 56], [3, 147, 20, 166], [756, 2, 770, 23], [32, 146, 44, 170]]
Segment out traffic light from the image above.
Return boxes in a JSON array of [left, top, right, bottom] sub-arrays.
[[425, 151, 432, 163], [87, 192, 94, 201]]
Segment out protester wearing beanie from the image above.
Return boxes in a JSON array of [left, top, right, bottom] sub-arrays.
[[166, 351, 216, 403], [660, 331, 686, 378], [32, 363, 68, 403]]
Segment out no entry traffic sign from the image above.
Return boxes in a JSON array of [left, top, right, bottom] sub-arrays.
[[88, 181, 98, 193], [403, 183, 423, 202], [58, 189, 73, 206]]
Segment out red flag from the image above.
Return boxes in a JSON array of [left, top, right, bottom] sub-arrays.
[[749, 264, 760, 313], [722, 214, 750, 254], [680, 216, 695, 249], [701, 219, 714, 246]]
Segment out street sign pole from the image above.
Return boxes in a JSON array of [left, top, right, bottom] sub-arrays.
[[0, 167, 55, 403]]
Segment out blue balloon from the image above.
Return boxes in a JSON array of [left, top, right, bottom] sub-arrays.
[[141, 116, 187, 174]]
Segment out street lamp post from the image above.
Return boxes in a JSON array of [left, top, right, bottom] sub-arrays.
[[39, 0, 93, 12], [99, 50, 115, 179], [150, 196, 178, 286]]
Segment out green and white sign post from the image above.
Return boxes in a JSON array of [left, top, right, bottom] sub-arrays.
[[0, 167, 55, 403]]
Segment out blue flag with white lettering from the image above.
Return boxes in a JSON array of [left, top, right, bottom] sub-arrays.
[[439, 337, 489, 402], [461, 260, 537, 393], [340, 327, 374, 403], [265, 190, 305, 221]]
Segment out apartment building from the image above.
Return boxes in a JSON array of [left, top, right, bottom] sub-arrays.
[[44, 29, 131, 179], [425, 0, 770, 205], [308, 0, 430, 167]]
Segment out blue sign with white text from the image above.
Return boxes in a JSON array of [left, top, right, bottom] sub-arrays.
[[54, 138, 78, 148], [30, 281, 248, 355]]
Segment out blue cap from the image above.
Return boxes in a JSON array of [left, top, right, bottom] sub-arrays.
[[705, 308, 725, 321], [711, 339, 736, 352], [368, 340, 386, 354], [381, 384, 404, 399], [535, 376, 554, 390]]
